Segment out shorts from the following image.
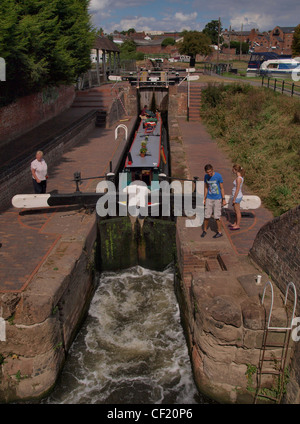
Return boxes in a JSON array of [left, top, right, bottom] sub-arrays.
[[234, 197, 243, 204], [204, 198, 222, 220]]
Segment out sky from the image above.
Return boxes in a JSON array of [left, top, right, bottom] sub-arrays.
[[88, 0, 300, 35]]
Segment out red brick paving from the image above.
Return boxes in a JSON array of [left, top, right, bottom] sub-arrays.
[[178, 118, 274, 255], [0, 112, 135, 293]]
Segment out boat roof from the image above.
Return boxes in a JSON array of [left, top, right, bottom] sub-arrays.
[[260, 58, 300, 69], [125, 118, 162, 169]]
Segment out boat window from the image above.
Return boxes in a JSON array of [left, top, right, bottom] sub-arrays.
[[267, 63, 279, 69]]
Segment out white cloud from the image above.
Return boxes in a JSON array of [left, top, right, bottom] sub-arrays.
[[110, 16, 157, 32], [89, 0, 110, 11], [174, 12, 198, 22], [230, 13, 274, 32]]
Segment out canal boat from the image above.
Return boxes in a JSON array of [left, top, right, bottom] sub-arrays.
[[116, 111, 169, 214], [119, 112, 168, 190], [259, 58, 300, 77], [246, 52, 292, 76]]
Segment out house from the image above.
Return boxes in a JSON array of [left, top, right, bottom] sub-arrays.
[[269, 26, 295, 54], [223, 26, 296, 55]]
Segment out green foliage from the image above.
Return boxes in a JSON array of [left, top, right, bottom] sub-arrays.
[[0, 0, 95, 105], [161, 37, 175, 47], [178, 30, 212, 58], [201, 83, 300, 216], [245, 363, 257, 392], [119, 40, 142, 61], [230, 41, 250, 54], [292, 24, 300, 57], [203, 19, 223, 45]]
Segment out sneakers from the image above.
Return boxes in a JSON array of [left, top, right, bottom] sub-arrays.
[[201, 231, 223, 239]]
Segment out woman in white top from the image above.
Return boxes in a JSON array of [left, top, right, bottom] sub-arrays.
[[229, 164, 245, 231], [31, 150, 48, 194]]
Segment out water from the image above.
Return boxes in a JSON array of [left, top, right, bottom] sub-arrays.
[[43, 265, 204, 404]]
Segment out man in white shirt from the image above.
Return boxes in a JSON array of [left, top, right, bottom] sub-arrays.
[[31, 150, 48, 194]]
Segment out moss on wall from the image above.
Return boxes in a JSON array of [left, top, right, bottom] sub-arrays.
[[98, 217, 176, 271]]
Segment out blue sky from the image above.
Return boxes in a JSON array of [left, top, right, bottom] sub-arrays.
[[89, 0, 300, 34]]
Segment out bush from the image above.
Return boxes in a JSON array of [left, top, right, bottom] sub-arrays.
[[201, 83, 300, 216]]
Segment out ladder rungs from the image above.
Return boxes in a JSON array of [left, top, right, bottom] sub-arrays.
[[260, 357, 282, 362], [260, 370, 281, 375], [256, 393, 278, 402], [267, 327, 292, 331], [264, 342, 286, 347]]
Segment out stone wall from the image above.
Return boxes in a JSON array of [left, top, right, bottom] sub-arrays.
[[249, 205, 300, 403], [0, 213, 97, 402], [0, 85, 75, 146], [249, 206, 300, 308]]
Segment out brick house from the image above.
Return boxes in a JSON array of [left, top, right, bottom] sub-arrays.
[[223, 26, 296, 55], [269, 26, 295, 54]]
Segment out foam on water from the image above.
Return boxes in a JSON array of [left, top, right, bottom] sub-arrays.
[[43, 265, 204, 404]]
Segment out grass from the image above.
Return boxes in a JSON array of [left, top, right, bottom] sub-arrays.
[[200, 83, 300, 216]]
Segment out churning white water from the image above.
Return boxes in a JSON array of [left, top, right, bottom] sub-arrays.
[[44, 265, 204, 404]]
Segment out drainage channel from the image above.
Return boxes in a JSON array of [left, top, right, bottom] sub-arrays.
[[42, 265, 207, 404]]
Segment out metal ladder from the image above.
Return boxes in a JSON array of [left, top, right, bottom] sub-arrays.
[[254, 281, 297, 404]]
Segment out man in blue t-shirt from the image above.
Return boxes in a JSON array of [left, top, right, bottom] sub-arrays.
[[202, 164, 226, 238]]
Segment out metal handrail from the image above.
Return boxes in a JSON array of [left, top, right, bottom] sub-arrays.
[[284, 282, 297, 330], [115, 124, 128, 142], [262, 281, 274, 329], [261, 281, 297, 330]]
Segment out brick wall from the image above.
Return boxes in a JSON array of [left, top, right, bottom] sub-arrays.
[[249, 205, 300, 303], [0, 111, 97, 212], [0, 85, 75, 146], [136, 45, 178, 56]]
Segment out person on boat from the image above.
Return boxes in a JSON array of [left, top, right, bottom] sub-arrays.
[[229, 164, 245, 231], [201, 164, 226, 239], [140, 105, 148, 120], [31, 150, 48, 194]]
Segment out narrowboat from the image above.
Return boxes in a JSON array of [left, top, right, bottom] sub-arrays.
[[119, 112, 169, 191]]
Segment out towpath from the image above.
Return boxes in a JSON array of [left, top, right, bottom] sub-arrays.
[[176, 118, 273, 255], [0, 109, 136, 293]]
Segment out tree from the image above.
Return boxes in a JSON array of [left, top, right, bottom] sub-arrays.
[[203, 20, 223, 45], [119, 40, 140, 60], [230, 41, 249, 54], [161, 37, 175, 47], [0, 0, 95, 105], [178, 31, 212, 59], [127, 28, 136, 36], [292, 24, 300, 57]]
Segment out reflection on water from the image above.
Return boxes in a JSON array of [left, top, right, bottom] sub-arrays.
[[43, 265, 205, 404]]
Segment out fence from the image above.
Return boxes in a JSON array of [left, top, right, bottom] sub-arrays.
[[261, 76, 300, 97], [203, 62, 234, 75]]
